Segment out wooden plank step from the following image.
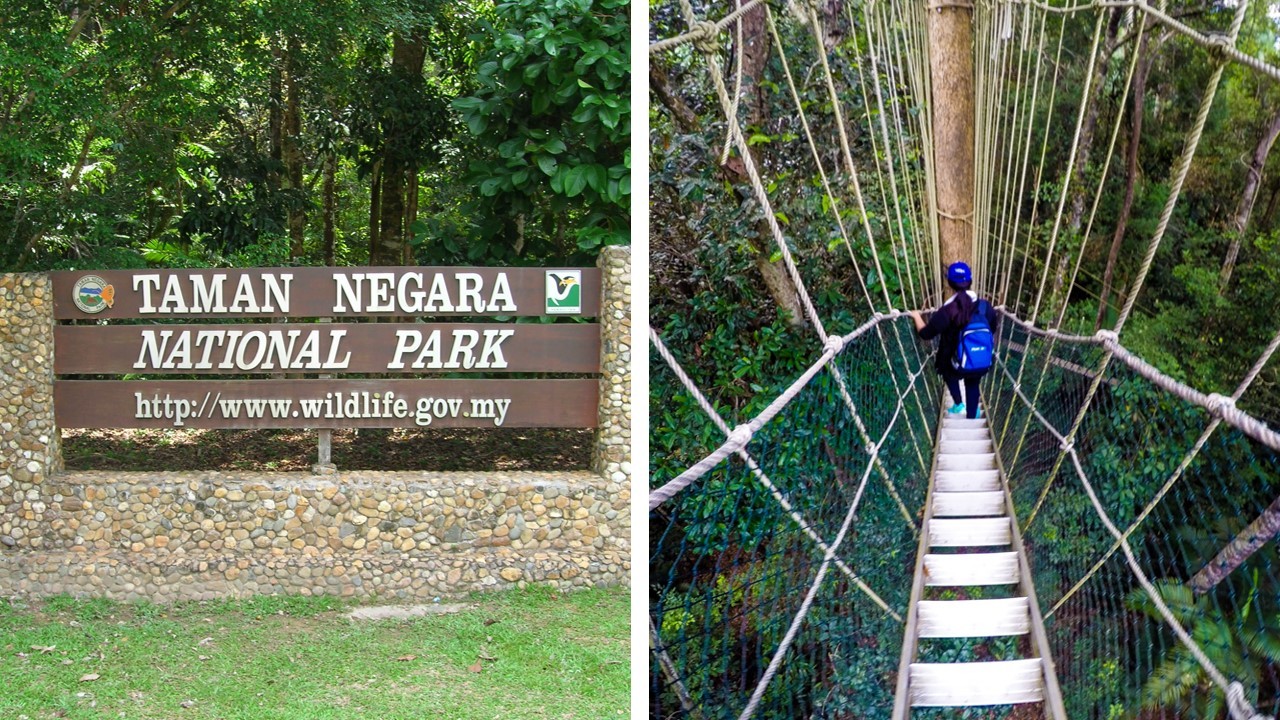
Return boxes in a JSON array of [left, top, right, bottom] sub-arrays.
[[942, 417, 987, 429], [929, 518, 1011, 547], [935, 470, 1001, 492], [910, 659, 1044, 706], [937, 453, 997, 471], [933, 491, 1006, 517], [939, 439, 994, 454], [916, 598, 1031, 638], [941, 428, 990, 441], [923, 552, 1019, 586]]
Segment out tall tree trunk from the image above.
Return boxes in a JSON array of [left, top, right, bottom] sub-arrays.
[[928, 1, 975, 267], [283, 37, 305, 259], [1067, 9, 1122, 233], [322, 150, 336, 266], [367, 158, 382, 261], [1260, 179, 1280, 233], [1096, 25, 1154, 331], [371, 32, 426, 266], [651, 55, 807, 327], [1219, 106, 1280, 291], [404, 170, 418, 264]]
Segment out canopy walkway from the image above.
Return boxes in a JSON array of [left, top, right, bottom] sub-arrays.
[[648, 0, 1280, 717], [894, 411, 1064, 715]]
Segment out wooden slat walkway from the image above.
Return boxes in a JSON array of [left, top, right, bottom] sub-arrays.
[[891, 406, 1067, 719]]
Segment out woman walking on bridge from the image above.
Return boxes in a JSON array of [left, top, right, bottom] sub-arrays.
[[907, 262, 997, 420]]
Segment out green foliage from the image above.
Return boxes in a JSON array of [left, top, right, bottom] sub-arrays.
[[1127, 579, 1280, 719], [449, 0, 629, 263]]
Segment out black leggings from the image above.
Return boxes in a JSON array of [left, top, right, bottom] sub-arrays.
[[945, 374, 981, 419]]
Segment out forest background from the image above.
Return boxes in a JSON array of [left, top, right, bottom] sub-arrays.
[[1, 0, 630, 272]]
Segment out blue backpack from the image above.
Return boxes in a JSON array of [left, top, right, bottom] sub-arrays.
[[953, 299, 994, 373]]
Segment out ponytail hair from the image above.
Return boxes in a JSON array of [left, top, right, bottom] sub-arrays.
[[948, 278, 975, 322]]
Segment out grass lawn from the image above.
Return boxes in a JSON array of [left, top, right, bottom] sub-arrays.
[[0, 587, 628, 719]]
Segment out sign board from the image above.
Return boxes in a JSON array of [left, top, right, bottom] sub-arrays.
[[51, 267, 601, 319], [54, 323, 599, 374], [52, 267, 602, 430], [56, 379, 599, 430]]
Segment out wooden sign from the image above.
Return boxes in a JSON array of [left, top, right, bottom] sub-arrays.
[[51, 267, 600, 319], [54, 323, 600, 374], [55, 379, 599, 429], [52, 266, 604, 431]]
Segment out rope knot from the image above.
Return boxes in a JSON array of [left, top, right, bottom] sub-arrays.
[[1206, 393, 1236, 417], [1226, 681, 1273, 720], [823, 335, 846, 356], [725, 424, 754, 453], [1059, 438, 1075, 454], [1095, 329, 1119, 346], [1205, 33, 1232, 62], [690, 20, 721, 53]]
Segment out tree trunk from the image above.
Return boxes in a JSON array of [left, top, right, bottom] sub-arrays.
[[322, 150, 336, 266], [928, 2, 974, 269], [283, 37, 305, 259], [1067, 9, 1122, 233], [367, 158, 382, 261], [370, 32, 426, 266], [1259, 179, 1280, 233], [1219, 106, 1280, 291], [1189, 493, 1280, 594], [651, 58, 806, 327], [1096, 25, 1153, 331], [404, 170, 418, 264]]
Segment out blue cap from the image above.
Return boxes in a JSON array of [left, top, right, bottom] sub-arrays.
[[947, 262, 972, 285]]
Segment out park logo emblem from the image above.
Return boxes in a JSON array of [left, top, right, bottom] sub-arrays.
[[545, 270, 582, 314], [72, 275, 114, 314]]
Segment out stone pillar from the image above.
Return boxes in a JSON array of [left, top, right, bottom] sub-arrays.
[[0, 274, 61, 551], [592, 246, 631, 487]]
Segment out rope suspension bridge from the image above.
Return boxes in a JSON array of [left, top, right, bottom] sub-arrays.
[[648, 0, 1280, 717]]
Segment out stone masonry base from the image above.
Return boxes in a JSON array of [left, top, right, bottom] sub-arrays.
[[0, 470, 629, 602]]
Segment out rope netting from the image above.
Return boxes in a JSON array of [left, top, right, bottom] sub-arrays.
[[650, 317, 940, 718], [987, 314, 1280, 719], [649, 0, 1280, 716]]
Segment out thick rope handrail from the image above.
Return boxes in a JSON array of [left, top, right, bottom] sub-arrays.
[[995, 336, 1275, 720], [1044, 323, 1280, 617], [1062, 447, 1274, 720], [998, 0, 1280, 83], [649, 327, 904, 619], [997, 308, 1280, 451], [648, 314, 879, 508], [648, 0, 767, 54]]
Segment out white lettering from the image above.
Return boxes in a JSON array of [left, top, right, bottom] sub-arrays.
[[134, 275, 161, 314], [229, 275, 260, 313], [190, 274, 227, 313], [489, 273, 516, 312], [260, 273, 292, 313], [447, 329, 479, 369], [456, 272, 483, 313], [475, 329, 514, 369], [134, 329, 172, 369], [367, 272, 395, 312], [333, 273, 362, 313], [397, 274, 424, 313], [158, 276, 188, 313], [424, 274, 454, 312]]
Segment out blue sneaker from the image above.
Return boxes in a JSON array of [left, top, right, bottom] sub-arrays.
[[975, 407, 983, 419], [947, 403, 965, 415]]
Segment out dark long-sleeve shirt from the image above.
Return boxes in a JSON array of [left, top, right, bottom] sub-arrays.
[[917, 291, 997, 376]]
